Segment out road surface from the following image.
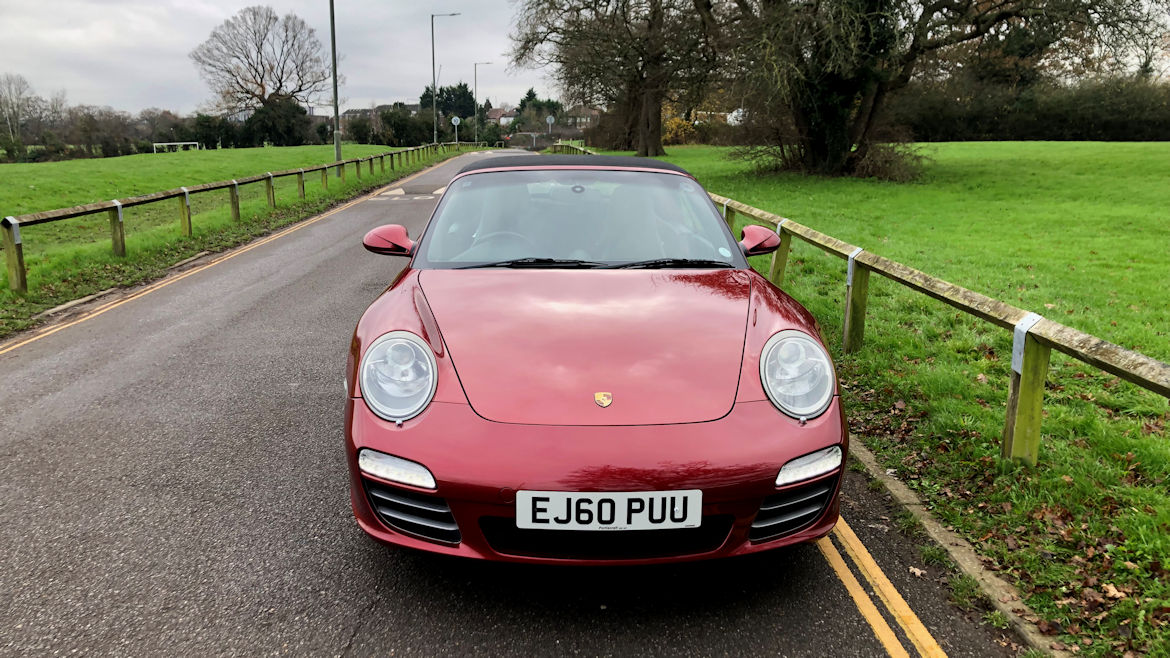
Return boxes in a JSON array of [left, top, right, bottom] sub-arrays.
[[0, 150, 1018, 657]]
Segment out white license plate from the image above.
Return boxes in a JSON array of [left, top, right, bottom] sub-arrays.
[[516, 490, 703, 531]]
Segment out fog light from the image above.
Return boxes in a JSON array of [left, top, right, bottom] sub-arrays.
[[776, 445, 842, 486], [358, 449, 436, 489]]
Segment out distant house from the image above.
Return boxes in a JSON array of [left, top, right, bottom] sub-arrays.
[[486, 108, 518, 126], [564, 105, 601, 129]]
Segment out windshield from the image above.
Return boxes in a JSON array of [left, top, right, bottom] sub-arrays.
[[414, 169, 746, 269]]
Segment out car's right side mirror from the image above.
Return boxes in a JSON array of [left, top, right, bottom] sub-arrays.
[[363, 224, 414, 256], [740, 224, 781, 256]]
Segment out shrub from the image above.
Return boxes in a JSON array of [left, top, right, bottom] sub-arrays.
[[663, 117, 697, 145]]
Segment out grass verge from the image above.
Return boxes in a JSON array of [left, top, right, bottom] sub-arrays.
[[605, 143, 1169, 656], [1, 145, 481, 339]]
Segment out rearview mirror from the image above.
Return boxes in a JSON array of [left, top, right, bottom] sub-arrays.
[[740, 224, 781, 256], [363, 224, 414, 256]]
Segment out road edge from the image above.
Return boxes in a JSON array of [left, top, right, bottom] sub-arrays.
[[849, 438, 1070, 658]]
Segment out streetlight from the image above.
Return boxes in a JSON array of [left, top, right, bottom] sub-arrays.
[[473, 61, 492, 146], [329, 0, 341, 173], [431, 12, 460, 144]]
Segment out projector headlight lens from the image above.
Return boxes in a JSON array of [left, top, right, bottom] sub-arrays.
[[359, 331, 437, 422], [760, 330, 835, 419]]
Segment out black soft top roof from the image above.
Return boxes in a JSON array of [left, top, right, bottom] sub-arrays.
[[457, 154, 692, 176]]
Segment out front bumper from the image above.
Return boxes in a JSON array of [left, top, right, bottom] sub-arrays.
[[345, 397, 847, 565]]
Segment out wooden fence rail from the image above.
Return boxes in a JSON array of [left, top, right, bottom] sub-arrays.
[[1, 143, 472, 294], [548, 142, 599, 155], [547, 142, 1169, 465], [708, 192, 1170, 465]]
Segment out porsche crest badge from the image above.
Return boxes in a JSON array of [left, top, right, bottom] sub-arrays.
[[594, 392, 613, 408]]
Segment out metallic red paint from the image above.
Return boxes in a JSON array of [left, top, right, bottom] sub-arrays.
[[345, 162, 847, 564], [346, 394, 846, 565], [418, 269, 752, 426], [346, 268, 845, 563], [739, 225, 782, 256]]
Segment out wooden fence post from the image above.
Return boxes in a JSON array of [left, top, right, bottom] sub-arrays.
[[339, 163, 347, 184], [178, 187, 193, 236], [379, 155, 385, 173], [368, 158, 374, 175], [723, 203, 735, 230], [354, 160, 362, 181], [321, 169, 328, 190], [1002, 314, 1050, 465], [389, 153, 395, 170], [296, 170, 306, 199], [2, 217, 28, 293], [842, 248, 870, 353], [768, 221, 792, 287], [108, 201, 126, 257], [264, 174, 276, 208], [230, 180, 241, 221]]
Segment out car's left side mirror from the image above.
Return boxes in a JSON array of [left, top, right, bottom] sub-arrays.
[[740, 224, 781, 256], [363, 224, 414, 256]]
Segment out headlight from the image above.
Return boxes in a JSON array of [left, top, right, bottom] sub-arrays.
[[760, 330, 835, 420], [776, 445, 842, 486], [359, 331, 437, 422]]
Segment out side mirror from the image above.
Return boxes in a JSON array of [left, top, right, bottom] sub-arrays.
[[740, 224, 781, 256], [363, 224, 414, 256]]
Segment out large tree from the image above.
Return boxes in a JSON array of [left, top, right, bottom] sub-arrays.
[[511, 0, 716, 156], [714, 0, 1160, 175], [190, 5, 331, 113]]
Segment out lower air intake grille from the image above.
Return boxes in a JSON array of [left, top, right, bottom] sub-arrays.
[[363, 479, 461, 545], [750, 474, 838, 543], [480, 515, 734, 560]]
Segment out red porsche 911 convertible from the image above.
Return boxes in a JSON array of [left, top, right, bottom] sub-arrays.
[[345, 154, 846, 564]]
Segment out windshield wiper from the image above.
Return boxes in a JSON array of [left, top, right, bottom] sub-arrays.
[[604, 258, 734, 270], [458, 257, 606, 269]]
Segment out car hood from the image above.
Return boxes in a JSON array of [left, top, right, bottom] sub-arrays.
[[419, 268, 752, 426]]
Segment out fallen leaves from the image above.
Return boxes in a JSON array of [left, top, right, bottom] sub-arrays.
[[1103, 583, 1127, 600]]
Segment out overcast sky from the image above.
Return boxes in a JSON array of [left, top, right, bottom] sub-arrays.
[[0, 0, 552, 115]]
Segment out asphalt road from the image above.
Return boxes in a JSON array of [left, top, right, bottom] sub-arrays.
[[1, 150, 1020, 657]]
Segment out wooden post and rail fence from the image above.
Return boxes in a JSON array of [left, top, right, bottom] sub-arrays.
[[548, 141, 1170, 466], [2, 142, 484, 296]]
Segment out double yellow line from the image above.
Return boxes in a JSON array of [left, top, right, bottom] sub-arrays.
[[818, 518, 947, 658]]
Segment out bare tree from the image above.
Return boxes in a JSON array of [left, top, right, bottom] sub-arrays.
[[511, 0, 717, 156], [190, 5, 331, 113], [0, 73, 33, 142]]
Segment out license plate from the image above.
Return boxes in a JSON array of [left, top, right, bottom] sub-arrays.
[[516, 490, 702, 531]]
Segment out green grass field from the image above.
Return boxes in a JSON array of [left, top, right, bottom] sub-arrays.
[[606, 143, 1169, 655], [0, 144, 474, 336]]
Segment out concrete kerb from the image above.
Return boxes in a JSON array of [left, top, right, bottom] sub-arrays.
[[849, 437, 1070, 658]]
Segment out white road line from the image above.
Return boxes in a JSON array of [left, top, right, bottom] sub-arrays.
[[382, 188, 405, 195], [433, 187, 447, 195]]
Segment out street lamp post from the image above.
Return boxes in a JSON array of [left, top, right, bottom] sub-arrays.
[[431, 12, 460, 144], [329, 0, 341, 174], [473, 61, 492, 146]]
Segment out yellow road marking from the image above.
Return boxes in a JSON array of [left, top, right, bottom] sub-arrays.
[[817, 537, 911, 658], [834, 518, 948, 658], [0, 160, 448, 357]]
